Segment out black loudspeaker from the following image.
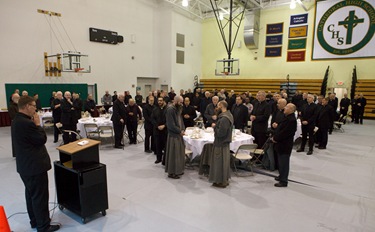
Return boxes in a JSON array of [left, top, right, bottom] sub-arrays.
[[117, 36, 124, 43]]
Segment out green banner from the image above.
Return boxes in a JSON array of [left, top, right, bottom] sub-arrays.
[[288, 38, 307, 50]]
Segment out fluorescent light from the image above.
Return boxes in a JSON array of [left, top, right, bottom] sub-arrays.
[[290, 0, 296, 9], [182, 0, 188, 7], [219, 12, 224, 20]]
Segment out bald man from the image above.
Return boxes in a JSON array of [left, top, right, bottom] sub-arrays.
[[272, 103, 297, 187]]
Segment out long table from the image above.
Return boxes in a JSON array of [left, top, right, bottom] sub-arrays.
[[183, 128, 254, 159]]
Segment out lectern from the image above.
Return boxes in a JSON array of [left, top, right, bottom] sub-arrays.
[[54, 139, 108, 224]]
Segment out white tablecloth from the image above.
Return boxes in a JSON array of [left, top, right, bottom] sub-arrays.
[[77, 117, 113, 137], [183, 128, 254, 159]]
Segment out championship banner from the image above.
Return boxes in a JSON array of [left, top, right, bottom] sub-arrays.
[[312, 0, 375, 60], [287, 50, 306, 62], [266, 23, 284, 34], [265, 47, 282, 57], [289, 25, 308, 38], [288, 38, 307, 50], [290, 13, 308, 25], [266, 35, 283, 46]]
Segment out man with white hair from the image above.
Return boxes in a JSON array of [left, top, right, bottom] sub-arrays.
[[250, 91, 271, 148], [9, 93, 20, 121], [51, 91, 63, 143], [204, 96, 219, 127], [126, 99, 142, 144], [61, 91, 77, 144], [111, 94, 127, 148], [297, 94, 317, 155]]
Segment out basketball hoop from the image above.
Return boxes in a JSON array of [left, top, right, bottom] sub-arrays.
[[75, 68, 84, 76]]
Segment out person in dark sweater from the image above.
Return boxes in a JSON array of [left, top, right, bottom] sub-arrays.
[[11, 96, 61, 232], [250, 91, 271, 149]]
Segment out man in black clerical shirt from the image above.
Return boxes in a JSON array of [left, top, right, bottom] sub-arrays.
[[182, 97, 197, 128], [297, 94, 317, 155]]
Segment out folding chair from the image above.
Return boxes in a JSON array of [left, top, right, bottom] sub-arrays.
[[55, 123, 82, 146], [231, 143, 258, 176], [136, 119, 144, 143], [185, 149, 194, 169], [98, 125, 114, 147], [84, 123, 100, 139], [42, 116, 54, 130]]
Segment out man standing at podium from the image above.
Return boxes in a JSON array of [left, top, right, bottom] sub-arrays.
[[11, 96, 60, 232]]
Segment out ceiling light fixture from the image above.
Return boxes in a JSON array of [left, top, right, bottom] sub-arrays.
[[182, 0, 189, 7], [290, 0, 296, 9], [219, 12, 224, 20]]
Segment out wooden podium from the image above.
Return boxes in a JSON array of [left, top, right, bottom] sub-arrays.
[[54, 139, 108, 223]]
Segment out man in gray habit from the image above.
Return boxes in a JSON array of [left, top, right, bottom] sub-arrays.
[[165, 96, 186, 179], [209, 100, 234, 188]]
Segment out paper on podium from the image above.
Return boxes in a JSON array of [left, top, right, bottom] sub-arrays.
[[77, 140, 89, 146]]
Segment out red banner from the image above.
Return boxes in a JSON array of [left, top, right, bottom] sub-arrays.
[[287, 50, 306, 62]]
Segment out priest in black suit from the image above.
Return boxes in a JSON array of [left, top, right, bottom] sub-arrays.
[[297, 94, 317, 155], [316, 97, 334, 149], [182, 97, 197, 128], [231, 96, 249, 132], [11, 96, 61, 231], [111, 94, 127, 148], [250, 91, 271, 148], [272, 103, 297, 187]]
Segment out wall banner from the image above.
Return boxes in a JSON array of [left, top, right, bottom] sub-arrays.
[[266, 23, 284, 34], [287, 50, 306, 62], [312, 0, 375, 60], [266, 35, 283, 46], [288, 38, 307, 50], [265, 47, 282, 57], [290, 13, 308, 25], [289, 25, 308, 38]]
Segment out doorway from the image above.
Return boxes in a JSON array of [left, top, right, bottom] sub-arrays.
[[333, 88, 348, 110]]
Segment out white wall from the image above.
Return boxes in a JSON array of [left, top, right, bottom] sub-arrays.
[[0, 0, 202, 107]]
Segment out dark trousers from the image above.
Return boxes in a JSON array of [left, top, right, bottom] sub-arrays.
[[276, 153, 290, 185], [144, 129, 154, 151], [301, 125, 314, 151], [62, 124, 77, 145], [127, 121, 138, 143], [318, 128, 328, 148], [104, 105, 111, 113], [20, 172, 50, 232], [356, 108, 365, 124], [53, 119, 61, 142], [155, 132, 167, 162], [113, 122, 125, 146], [252, 131, 267, 149]]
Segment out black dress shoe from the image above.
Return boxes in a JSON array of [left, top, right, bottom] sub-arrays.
[[274, 176, 280, 181], [296, 148, 305, 152], [155, 160, 161, 164], [212, 183, 227, 188], [114, 146, 123, 149], [314, 145, 319, 148], [47, 224, 60, 232], [53, 140, 58, 143], [307, 150, 313, 155], [274, 182, 287, 187], [168, 174, 180, 179], [318, 146, 326, 149], [145, 150, 153, 153]]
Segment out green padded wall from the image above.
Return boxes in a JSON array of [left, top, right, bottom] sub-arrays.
[[5, 83, 89, 108]]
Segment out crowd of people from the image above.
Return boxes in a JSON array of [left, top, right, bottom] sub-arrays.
[[8, 86, 368, 231]]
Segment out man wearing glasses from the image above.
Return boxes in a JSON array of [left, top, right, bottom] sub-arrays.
[[11, 96, 60, 231]]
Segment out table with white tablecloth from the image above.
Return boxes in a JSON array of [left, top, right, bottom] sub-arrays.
[[183, 128, 254, 159], [77, 117, 113, 138]]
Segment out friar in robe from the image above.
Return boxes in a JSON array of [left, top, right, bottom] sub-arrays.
[[165, 96, 186, 179], [209, 100, 234, 188]]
